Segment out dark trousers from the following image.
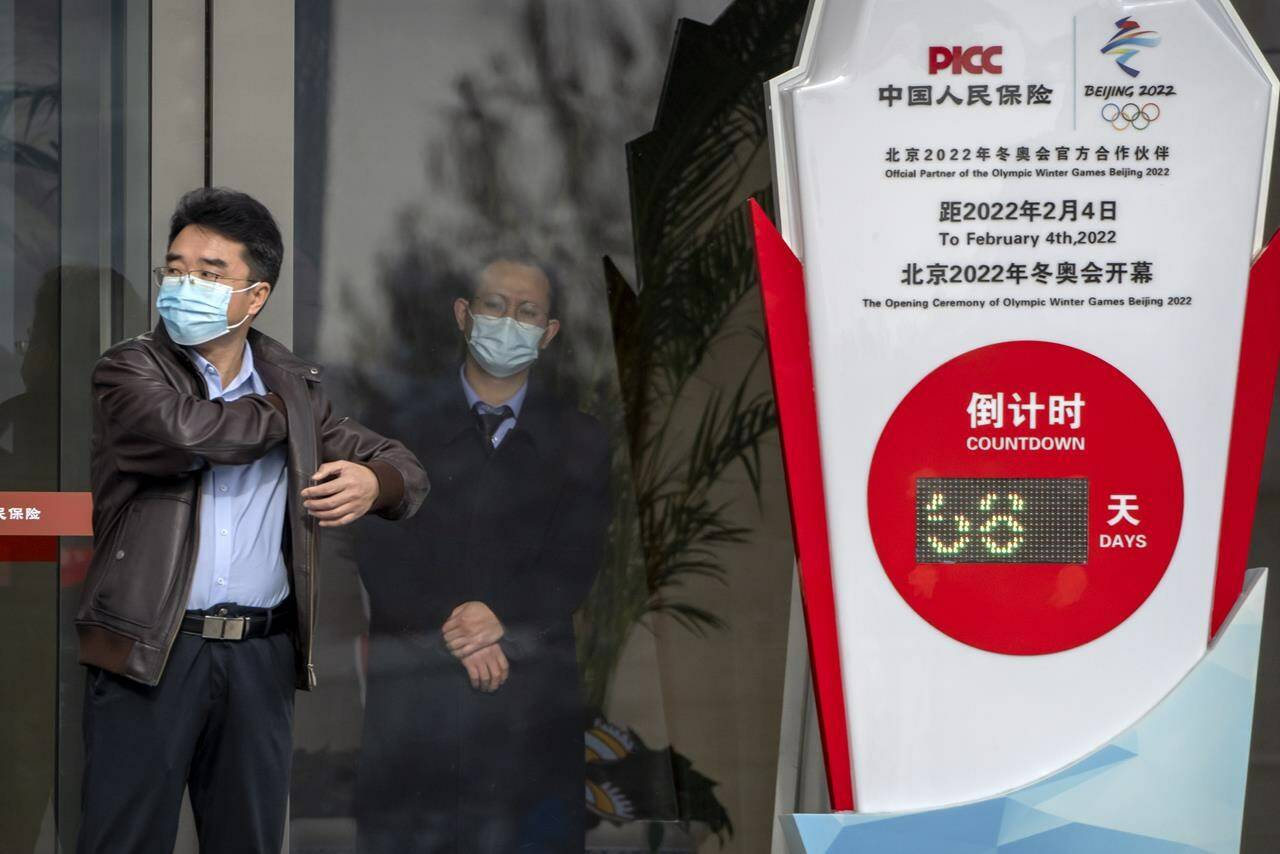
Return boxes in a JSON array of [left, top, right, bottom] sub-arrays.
[[77, 629, 296, 854], [356, 639, 583, 854]]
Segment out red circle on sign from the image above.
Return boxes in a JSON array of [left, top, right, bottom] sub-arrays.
[[867, 340, 1182, 655]]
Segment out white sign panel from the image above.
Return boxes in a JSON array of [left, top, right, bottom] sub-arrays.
[[768, 0, 1277, 811]]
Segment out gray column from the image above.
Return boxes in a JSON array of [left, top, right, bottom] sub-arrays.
[[209, 0, 294, 349]]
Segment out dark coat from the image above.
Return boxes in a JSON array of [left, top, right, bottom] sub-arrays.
[[353, 370, 610, 853], [79, 324, 427, 688]]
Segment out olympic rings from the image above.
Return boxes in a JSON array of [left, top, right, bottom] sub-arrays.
[[1101, 101, 1161, 131]]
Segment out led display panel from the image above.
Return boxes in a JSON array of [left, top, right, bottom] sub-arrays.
[[915, 477, 1089, 564]]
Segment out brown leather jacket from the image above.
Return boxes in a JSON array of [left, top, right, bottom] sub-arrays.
[[77, 323, 427, 689]]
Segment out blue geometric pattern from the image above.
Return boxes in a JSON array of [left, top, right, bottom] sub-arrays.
[[782, 569, 1267, 854]]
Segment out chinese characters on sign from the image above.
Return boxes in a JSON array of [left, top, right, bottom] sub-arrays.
[[1101, 494, 1146, 548], [0, 507, 43, 521], [967, 392, 1085, 430], [1106, 494, 1141, 527], [887, 146, 1170, 163], [902, 260, 1153, 286], [939, 200, 1118, 222], [879, 84, 1054, 107], [0, 493, 94, 537]]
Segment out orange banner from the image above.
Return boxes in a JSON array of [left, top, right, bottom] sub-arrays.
[[0, 492, 94, 537]]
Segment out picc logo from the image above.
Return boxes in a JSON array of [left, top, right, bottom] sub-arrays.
[[928, 46, 1004, 75]]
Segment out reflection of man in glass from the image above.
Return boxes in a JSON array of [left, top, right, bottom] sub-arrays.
[[355, 258, 610, 852]]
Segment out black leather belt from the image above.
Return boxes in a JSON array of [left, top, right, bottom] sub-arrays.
[[181, 604, 295, 641]]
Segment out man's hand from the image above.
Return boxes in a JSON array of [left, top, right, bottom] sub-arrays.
[[301, 461, 380, 527], [460, 644, 509, 693], [442, 601, 504, 659]]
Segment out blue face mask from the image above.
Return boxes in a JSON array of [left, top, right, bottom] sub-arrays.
[[467, 311, 545, 378], [156, 275, 264, 346]]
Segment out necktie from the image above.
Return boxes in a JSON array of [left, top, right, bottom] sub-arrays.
[[473, 403, 514, 447]]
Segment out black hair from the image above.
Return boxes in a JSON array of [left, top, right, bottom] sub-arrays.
[[465, 251, 560, 318], [168, 187, 284, 284]]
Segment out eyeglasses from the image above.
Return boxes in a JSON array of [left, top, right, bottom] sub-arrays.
[[471, 293, 550, 326], [152, 266, 260, 288]]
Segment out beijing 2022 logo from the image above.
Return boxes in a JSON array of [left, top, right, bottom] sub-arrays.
[[1102, 101, 1160, 131], [1101, 17, 1161, 78]]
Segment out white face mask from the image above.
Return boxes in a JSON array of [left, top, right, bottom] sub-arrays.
[[467, 311, 544, 378]]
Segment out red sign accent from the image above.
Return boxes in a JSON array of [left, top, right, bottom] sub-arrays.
[[750, 200, 855, 811], [1213, 232, 1280, 638], [928, 45, 1004, 75], [868, 341, 1183, 655], [0, 492, 94, 537], [0, 537, 58, 563]]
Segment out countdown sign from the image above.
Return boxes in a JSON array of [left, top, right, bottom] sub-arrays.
[[869, 339, 1184, 657], [761, 0, 1278, 813]]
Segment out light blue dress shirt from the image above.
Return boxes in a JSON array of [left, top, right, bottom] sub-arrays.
[[186, 344, 290, 611], [460, 364, 526, 447]]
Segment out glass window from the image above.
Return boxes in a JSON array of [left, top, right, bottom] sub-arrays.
[[293, 1, 803, 850], [0, 1, 149, 851]]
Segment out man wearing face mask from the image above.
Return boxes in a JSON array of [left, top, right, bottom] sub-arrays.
[[76, 187, 428, 854], [353, 257, 611, 853]]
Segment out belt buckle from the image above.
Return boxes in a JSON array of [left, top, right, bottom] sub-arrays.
[[201, 615, 248, 640]]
